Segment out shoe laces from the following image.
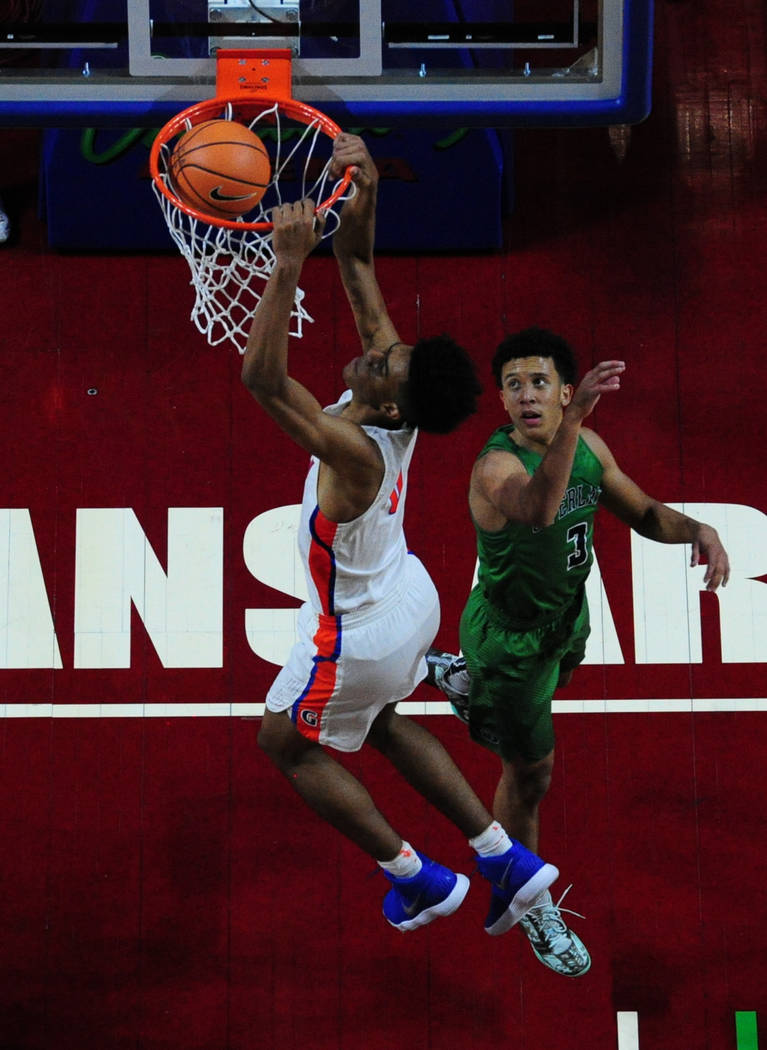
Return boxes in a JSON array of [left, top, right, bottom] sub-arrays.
[[547, 884, 585, 921], [522, 885, 585, 951]]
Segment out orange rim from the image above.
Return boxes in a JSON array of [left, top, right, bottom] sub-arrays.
[[149, 94, 352, 231]]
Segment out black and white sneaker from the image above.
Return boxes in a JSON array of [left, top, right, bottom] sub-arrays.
[[424, 648, 471, 723], [518, 888, 591, 976]]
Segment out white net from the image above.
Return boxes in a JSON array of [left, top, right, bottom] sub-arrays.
[[152, 99, 353, 354]]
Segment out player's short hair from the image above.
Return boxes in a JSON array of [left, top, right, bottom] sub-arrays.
[[398, 335, 482, 434], [492, 327, 578, 387]]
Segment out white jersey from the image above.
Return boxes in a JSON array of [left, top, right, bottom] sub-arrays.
[[297, 390, 417, 616]]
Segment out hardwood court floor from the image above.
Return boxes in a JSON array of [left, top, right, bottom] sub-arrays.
[[1, 1, 766, 1048]]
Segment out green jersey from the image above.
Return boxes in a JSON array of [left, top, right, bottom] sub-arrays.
[[472, 424, 603, 628]]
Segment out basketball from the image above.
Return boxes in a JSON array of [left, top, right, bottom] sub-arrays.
[[169, 119, 271, 219]]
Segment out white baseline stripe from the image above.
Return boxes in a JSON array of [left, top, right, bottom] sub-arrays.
[[406, 698, 767, 714], [0, 699, 765, 718]]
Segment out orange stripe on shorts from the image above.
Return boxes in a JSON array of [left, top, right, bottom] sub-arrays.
[[291, 615, 342, 742]]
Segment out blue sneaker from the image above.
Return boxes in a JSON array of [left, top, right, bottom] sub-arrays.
[[383, 853, 470, 932], [477, 843, 559, 936]]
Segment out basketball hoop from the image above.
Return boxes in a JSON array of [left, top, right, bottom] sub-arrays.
[[150, 55, 353, 353]]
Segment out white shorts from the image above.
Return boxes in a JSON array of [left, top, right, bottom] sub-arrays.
[[265, 554, 440, 752]]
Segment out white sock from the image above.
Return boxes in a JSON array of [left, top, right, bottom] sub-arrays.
[[469, 821, 513, 857], [378, 841, 423, 879]]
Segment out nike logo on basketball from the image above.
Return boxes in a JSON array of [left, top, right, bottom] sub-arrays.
[[209, 186, 259, 202]]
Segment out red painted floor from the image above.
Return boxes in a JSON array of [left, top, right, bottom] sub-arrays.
[[1, 713, 764, 1049], [1, 1, 767, 1047]]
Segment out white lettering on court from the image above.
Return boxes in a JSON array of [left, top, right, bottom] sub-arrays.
[[243, 505, 306, 666], [0, 509, 63, 669], [74, 508, 223, 668], [0, 502, 763, 669]]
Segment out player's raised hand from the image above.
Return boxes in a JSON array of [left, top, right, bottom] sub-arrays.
[[566, 360, 625, 423], [271, 199, 325, 263], [330, 132, 378, 188]]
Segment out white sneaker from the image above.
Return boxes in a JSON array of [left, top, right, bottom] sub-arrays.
[[518, 888, 591, 977]]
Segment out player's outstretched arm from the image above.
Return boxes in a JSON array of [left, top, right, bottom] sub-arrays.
[[242, 201, 376, 473], [593, 437, 730, 590], [330, 133, 399, 352], [242, 199, 320, 406], [330, 132, 378, 263]]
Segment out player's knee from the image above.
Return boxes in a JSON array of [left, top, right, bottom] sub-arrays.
[[258, 711, 302, 770], [503, 752, 554, 805], [516, 769, 551, 806], [527, 763, 553, 803]]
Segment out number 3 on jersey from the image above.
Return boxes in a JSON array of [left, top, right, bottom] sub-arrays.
[[566, 521, 590, 570]]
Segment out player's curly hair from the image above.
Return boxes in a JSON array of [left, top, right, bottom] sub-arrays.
[[397, 335, 482, 434], [492, 327, 578, 387]]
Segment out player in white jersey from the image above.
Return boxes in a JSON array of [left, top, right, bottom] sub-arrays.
[[266, 388, 440, 751], [241, 133, 562, 935]]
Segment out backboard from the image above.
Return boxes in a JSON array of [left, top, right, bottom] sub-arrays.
[[0, 0, 653, 127]]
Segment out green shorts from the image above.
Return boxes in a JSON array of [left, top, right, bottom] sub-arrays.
[[458, 586, 590, 763]]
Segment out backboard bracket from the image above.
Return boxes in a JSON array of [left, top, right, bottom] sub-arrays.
[[215, 48, 292, 100]]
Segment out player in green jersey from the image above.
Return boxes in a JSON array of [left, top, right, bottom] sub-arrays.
[[427, 326, 730, 976]]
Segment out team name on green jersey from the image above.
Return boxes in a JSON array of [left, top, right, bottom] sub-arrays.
[[557, 482, 602, 522]]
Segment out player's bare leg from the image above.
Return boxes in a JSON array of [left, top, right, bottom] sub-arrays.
[[494, 746, 590, 976], [258, 709, 403, 858], [367, 704, 492, 839], [493, 751, 554, 853], [260, 706, 557, 933], [259, 708, 477, 931], [493, 668, 573, 852]]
